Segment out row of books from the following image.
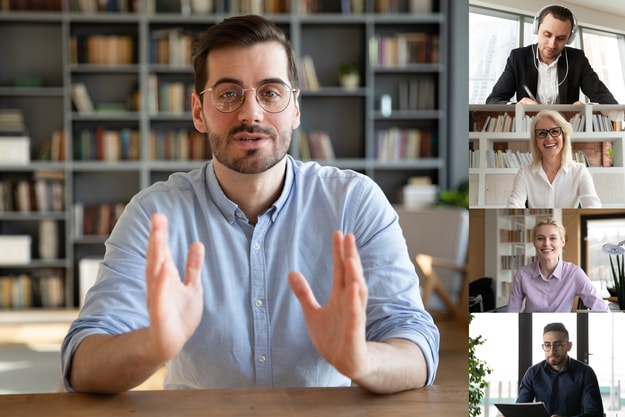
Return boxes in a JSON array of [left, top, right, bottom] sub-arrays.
[[0, 109, 26, 135], [73, 127, 141, 161], [369, 33, 439, 66], [298, 55, 320, 91], [298, 130, 335, 161], [228, 0, 289, 13], [0, 171, 65, 213], [501, 209, 554, 216], [149, 129, 212, 161], [572, 141, 614, 166], [499, 229, 530, 244], [150, 28, 200, 67], [69, 0, 137, 12], [2, 0, 429, 14], [2, 0, 62, 10], [375, 128, 435, 161], [146, 75, 193, 114], [0, 271, 64, 309], [474, 112, 623, 133], [398, 77, 435, 111], [69, 35, 134, 66], [500, 255, 533, 271], [484, 149, 532, 169], [73, 202, 126, 237], [36, 130, 66, 161], [592, 113, 624, 132], [472, 147, 613, 169]]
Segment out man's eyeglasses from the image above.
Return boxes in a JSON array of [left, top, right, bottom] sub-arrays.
[[535, 127, 563, 139], [199, 81, 297, 114], [541, 341, 567, 351]]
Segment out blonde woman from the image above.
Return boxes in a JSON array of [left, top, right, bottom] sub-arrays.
[[506, 110, 601, 208], [507, 217, 608, 312]]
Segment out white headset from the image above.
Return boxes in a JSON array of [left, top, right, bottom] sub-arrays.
[[532, 4, 578, 45]]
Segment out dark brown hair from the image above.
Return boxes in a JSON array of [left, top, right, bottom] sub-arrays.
[[543, 322, 569, 340], [192, 14, 299, 94], [538, 5, 575, 32]]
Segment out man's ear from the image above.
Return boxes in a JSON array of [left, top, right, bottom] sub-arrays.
[[192, 93, 208, 133], [291, 90, 301, 130]]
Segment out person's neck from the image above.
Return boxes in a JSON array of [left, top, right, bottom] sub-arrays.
[[539, 256, 560, 278], [213, 158, 287, 226], [541, 157, 561, 182]]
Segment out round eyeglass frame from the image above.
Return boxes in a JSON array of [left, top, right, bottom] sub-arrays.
[[541, 341, 567, 351], [534, 127, 563, 139], [199, 81, 298, 114]]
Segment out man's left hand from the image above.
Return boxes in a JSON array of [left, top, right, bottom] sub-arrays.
[[288, 231, 371, 380]]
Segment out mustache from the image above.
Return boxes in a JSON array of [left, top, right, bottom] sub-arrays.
[[228, 125, 275, 138]]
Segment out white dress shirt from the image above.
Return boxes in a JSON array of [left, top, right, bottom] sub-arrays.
[[506, 162, 601, 208]]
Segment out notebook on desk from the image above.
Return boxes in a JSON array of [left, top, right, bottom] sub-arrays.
[[495, 402, 549, 417]]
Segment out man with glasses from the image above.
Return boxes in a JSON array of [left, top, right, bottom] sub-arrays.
[[61, 15, 439, 394], [508, 322, 603, 417]]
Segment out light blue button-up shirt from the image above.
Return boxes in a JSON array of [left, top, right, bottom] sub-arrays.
[[61, 156, 439, 390]]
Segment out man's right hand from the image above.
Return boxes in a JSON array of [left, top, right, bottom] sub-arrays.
[[517, 97, 540, 105], [69, 213, 205, 393], [145, 213, 205, 363]]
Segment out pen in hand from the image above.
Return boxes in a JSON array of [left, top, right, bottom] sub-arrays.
[[522, 84, 539, 103]]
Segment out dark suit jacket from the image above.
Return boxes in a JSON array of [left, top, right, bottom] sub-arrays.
[[486, 44, 618, 104]]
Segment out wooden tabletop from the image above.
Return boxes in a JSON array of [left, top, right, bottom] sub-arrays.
[[0, 385, 467, 416]]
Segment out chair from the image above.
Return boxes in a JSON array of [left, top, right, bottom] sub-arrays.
[[415, 253, 469, 321], [395, 206, 469, 321]]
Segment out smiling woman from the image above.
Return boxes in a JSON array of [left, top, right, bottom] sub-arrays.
[[506, 109, 601, 208], [506, 217, 609, 312]]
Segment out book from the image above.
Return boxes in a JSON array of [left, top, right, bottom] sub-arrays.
[[71, 83, 95, 114], [571, 142, 604, 167], [300, 55, 320, 91]]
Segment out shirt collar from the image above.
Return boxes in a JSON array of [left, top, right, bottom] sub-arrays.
[[535, 45, 561, 68], [204, 157, 294, 224], [534, 258, 564, 280], [542, 356, 571, 374]]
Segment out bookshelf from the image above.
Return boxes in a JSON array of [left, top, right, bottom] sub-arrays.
[[484, 208, 561, 309], [0, 0, 460, 313], [469, 103, 625, 208]]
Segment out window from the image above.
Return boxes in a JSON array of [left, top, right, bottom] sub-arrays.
[[582, 29, 625, 103], [581, 212, 625, 291], [469, 8, 519, 104]]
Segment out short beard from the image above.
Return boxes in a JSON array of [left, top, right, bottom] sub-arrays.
[[208, 125, 291, 174]]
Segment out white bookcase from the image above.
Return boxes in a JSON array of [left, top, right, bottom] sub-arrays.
[[469, 104, 625, 208], [484, 208, 561, 309]]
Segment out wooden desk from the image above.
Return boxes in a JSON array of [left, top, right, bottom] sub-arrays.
[[0, 385, 467, 416]]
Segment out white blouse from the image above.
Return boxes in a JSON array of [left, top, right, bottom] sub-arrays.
[[506, 162, 602, 208]]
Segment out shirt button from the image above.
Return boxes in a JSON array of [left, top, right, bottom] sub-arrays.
[[258, 355, 266, 363], [253, 242, 261, 250], [255, 299, 263, 307], [236, 211, 245, 219]]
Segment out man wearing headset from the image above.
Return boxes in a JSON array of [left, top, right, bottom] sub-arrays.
[[486, 4, 618, 105]]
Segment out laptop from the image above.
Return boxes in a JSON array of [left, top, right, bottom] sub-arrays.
[[494, 402, 550, 417]]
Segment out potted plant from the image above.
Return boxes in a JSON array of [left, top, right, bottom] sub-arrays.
[[337, 62, 360, 90], [605, 245, 625, 310], [469, 313, 492, 417]]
